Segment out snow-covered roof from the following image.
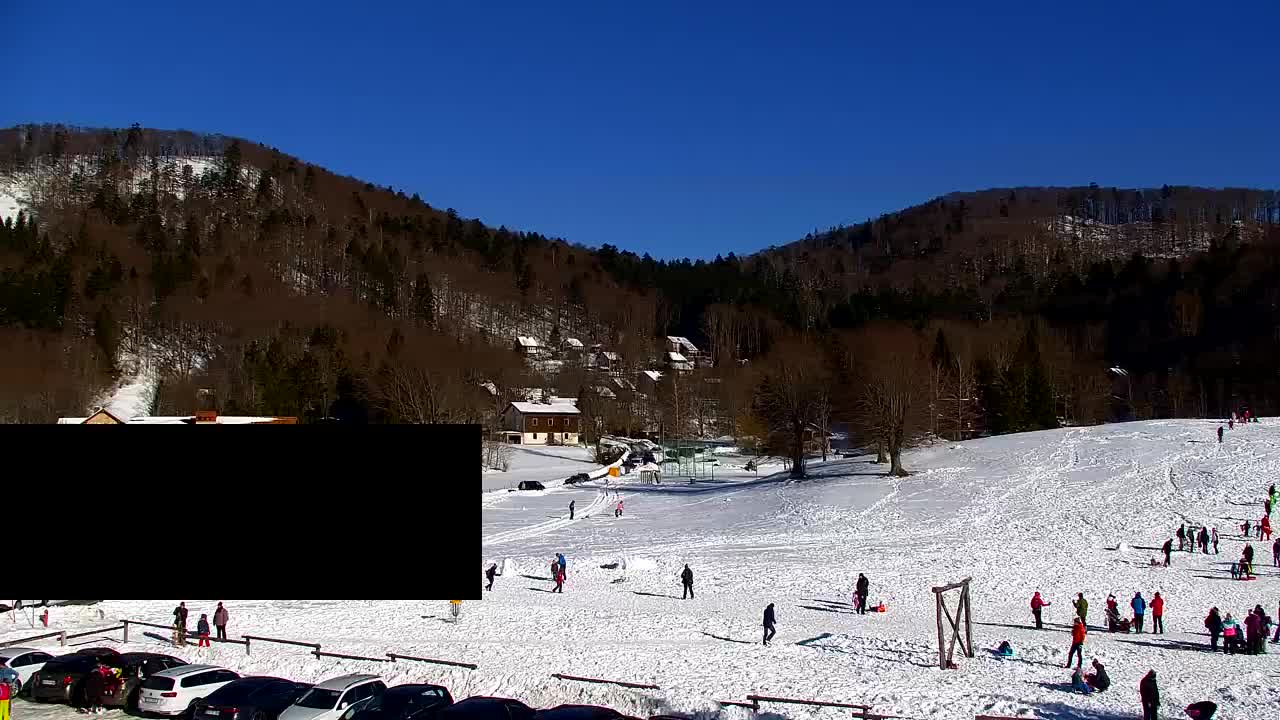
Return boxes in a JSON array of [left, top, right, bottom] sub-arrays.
[[479, 381, 498, 396], [593, 386, 618, 399], [563, 338, 584, 348], [600, 351, 621, 361], [667, 352, 689, 363], [641, 370, 663, 382], [667, 336, 699, 353], [612, 377, 636, 391], [516, 336, 541, 348], [508, 401, 580, 415]]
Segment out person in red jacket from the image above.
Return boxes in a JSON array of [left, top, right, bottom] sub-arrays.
[[1066, 617, 1086, 669], [1, 674, 11, 720], [1151, 593, 1165, 634], [1031, 592, 1051, 630], [1262, 515, 1272, 541]]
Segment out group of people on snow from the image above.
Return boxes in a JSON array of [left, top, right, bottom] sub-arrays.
[[172, 602, 229, 648], [1206, 604, 1277, 655], [1031, 590, 1164, 635]]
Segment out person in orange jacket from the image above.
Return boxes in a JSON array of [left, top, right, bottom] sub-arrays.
[[1065, 617, 1086, 669], [1151, 593, 1165, 634]]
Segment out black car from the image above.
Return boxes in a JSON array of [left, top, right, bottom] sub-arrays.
[[195, 676, 313, 720], [435, 698, 533, 720], [341, 684, 453, 720], [516, 481, 545, 491], [564, 473, 590, 485], [101, 653, 188, 709], [29, 649, 124, 704], [533, 706, 641, 720]]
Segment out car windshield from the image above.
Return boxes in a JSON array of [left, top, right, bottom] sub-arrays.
[[295, 689, 342, 710], [0, 656, 10, 665], [143, 677, 176, 691]]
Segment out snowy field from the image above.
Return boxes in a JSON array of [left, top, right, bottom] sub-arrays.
[[6, 420, 1280, 720]]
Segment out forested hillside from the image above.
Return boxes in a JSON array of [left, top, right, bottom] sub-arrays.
[[3, 124, 1279, 450]]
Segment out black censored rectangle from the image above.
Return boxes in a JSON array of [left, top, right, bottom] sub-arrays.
[[8, 424, 481, 600]]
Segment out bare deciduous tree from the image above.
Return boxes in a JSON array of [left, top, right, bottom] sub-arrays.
[[850, 326, 928, 477], [754, 337, 831, 478]]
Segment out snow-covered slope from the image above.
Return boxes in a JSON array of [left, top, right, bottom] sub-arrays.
[[6, 420, 1280, 720]]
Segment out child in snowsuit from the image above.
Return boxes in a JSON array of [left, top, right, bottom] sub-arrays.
[[1070, 667, 1092, 694], [197, 614, 211, 647], [615, 500, 623, 518], [1222, 614, 1241, 654]]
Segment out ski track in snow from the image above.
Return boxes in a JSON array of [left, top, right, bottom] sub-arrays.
[[7, 421, 1280, 720]]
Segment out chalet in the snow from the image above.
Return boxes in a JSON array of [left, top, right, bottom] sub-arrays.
[[501, 400, 581, 445]]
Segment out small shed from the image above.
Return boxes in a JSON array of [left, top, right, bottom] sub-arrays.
[[637, 462, 663, 485]]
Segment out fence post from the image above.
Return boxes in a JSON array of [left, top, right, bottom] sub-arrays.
[[59, 631, 67, 647], [122, 621, 129, 644], [244, 637, 251, 656]]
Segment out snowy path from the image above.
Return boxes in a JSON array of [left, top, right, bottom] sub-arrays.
[[8, 422, 1280, 720]]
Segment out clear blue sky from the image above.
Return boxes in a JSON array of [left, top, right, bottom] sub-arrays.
[[5, 1, 1279, 259]]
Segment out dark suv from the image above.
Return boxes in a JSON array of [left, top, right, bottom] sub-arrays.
[[195, 676, 313, 720], [564, 473, 590, 485], [29, 650, 121, 704], [341, 684, 453, 720]]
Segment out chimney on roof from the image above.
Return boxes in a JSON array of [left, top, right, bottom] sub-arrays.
[[195, 388, 218, 424]]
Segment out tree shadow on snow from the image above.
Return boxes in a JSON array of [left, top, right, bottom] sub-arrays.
[[798, 605, 857, 615], [1029, 700, 1137, 720], [795, 633, 834, 646], [1112, 637, 1212, 653], [632, 591, 682, 600], [700, 631, 754, 645]]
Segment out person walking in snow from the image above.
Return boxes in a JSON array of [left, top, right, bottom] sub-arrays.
[[1242, 544, 1255, 577], [1065, 617, 1086, 669], [569, 500, 575, 520], [196, 614, 211, 647], [1139, 670, 1159, 720], [557, 553, 567, 578], [1229, 418, 1234, 430], [855, 574, 870, 615], [1212, 526, 1219, 554], [1261, 515, 1272, 541], [1199, 526, 1210, 554], [1205, 607, 1223, 650], [1217, 425, 1224, 442], [615, 500, 623, 518], [1244, 609, 1262, 655], [1030, 592, 1051, 630], [762, 603, 777, 645], [213, 602, 229, 641], [1131, 592, 1147, 633], [1177, 524, 1187, 551], [1230, 559, 1241, 580], [1161, 538, 1173, 567], [1242, 519, 1251, 537], [681, 564, 694, 599], [1272, 536, 1280, 567], [485, 564, 497, 591], [1073, 593, 1089, 624], [1151, 592, 1165, 634], [552, 563, 565, 593]]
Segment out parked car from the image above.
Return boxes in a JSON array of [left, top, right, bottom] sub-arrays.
[[29, 650, 124, 703], [533, 706, 642, 720], [340, 684, 452, 720], [564, 473, 590, 485], [138, 664, 241, 716], [515, 481, 545, 491], [101, 653, 189, 709], [434, 698, 533, 720], [195, 677, 313, 720], [0, 647, 56, 695], [280, 674, 386, 720]]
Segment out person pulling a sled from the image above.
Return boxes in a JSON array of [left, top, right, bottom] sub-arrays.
[[855, 573, 870, 615]]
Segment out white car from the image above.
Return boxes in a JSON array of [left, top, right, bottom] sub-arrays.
[[138, 664, 242, 716], [279, 675, 386, 720], [0, 647, 56, 694]]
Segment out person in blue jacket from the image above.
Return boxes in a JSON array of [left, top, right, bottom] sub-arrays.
[[556, 553, 566, 578], [1131, 592, 1147, 633]]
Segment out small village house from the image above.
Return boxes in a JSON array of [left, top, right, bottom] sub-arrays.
[[514, 336, 543, 357], [501, 400, 581, 445]]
